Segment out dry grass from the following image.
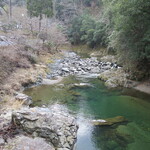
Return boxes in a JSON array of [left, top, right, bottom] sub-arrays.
[[0, 45, 31, 86], [2, 95, 25, 111], [9, 100, 25, 110], [0, 6, 69, 101]]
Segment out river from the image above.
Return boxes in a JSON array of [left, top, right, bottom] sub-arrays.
[[24, 52, 150, 150]]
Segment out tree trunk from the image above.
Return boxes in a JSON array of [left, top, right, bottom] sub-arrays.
[[9, 0, 12, 19], [46, 16, 48, 32], [29, 20, 33, 36], [53, 0, 56, 19], [39, 14, 42, 32]]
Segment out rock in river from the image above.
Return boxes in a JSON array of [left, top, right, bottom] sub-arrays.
[[98, 68, 127, 88], [71, 83, 93, 88], [92, 116, 127, 126], [15, 92, 32, 106], [12, 104, 78, 150]]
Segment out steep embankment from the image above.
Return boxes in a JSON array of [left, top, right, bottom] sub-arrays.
[[0, 34, 66, 112]]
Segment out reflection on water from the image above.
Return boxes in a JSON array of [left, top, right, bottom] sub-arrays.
[[76, 115, 97, 150], [24, 76, 150, 150]]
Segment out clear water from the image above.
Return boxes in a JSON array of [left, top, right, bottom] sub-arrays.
[[24, 76, 150, 150]]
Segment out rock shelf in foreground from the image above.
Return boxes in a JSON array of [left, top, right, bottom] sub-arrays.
[[12, 104, 78, 150]]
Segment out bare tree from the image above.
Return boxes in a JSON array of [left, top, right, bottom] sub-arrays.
[[47, 22, 69, 51]]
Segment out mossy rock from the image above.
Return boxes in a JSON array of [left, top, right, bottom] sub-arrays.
[[92, 116, 127, 126], [68, 90, 81, 97]]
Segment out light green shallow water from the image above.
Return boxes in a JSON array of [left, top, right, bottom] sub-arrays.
[[24, 76, 150, 150]]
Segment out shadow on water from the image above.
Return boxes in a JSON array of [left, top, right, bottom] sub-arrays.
[[24, 76, 150, 150]]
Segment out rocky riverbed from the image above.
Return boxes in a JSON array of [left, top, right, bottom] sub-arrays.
[[43, 51, 129, 88], [47, 52, 120, 79]]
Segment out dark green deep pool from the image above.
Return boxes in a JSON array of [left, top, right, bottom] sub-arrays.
[[24, 76, 150, 150]]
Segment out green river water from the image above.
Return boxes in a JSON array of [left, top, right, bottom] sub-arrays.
[[24, 75, 150, 150]]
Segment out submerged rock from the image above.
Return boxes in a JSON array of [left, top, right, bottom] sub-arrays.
[[92, 116, 127, 126], [12, 104, 78, 150], [68, 90, 81, 97], [93, 125, 134, 150]]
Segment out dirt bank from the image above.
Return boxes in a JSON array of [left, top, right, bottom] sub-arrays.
[[133, 80, 150, 95], [0, 51, 64, 111]]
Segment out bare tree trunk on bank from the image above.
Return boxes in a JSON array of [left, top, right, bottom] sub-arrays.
[[39, 14, 42, 32], [53, 0, 56, 19], [46, 17, 48, 33], [9, 0, 12, 20]]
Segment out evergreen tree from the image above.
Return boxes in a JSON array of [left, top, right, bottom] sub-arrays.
[[27, 0, 53, 31], [68, 14, 107, 48]]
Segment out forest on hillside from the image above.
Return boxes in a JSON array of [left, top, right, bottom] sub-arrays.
[[0, 0, 150, 80], [66, 0, 150, 80]]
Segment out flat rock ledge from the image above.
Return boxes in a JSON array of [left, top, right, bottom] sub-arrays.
[[2, 135, 55, 150], [92, 116, 127, 126], [12, 104, 78, 150]]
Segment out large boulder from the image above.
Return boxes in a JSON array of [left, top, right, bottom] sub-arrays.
[[12, 104, 78, 150], [2, 135, 55, 150], [98, 68, 128, 88]]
